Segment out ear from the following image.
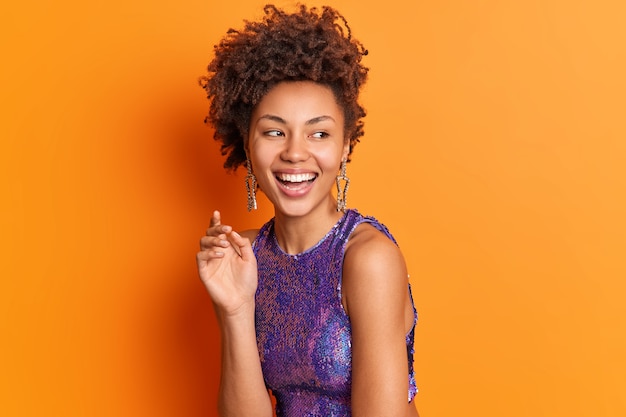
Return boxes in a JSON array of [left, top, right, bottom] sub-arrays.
[[244, 137, 252, 165], [342, 141, 350, 161]]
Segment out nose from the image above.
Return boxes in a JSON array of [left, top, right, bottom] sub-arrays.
[[280, 135, 310, 163]]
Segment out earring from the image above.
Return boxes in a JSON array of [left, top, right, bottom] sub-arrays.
[[245, 159, 257, 211], [336, 159, 350, 212]]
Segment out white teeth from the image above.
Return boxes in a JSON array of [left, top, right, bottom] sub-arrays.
[[277, 173, 316, 183]]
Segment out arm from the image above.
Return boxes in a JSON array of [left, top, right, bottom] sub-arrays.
[[197, 211, 273, 417], [342, 224, 419, 417]]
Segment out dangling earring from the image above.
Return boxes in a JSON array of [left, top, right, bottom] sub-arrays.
[[336, 159, 350, 212], [245, 159, 257, 211]]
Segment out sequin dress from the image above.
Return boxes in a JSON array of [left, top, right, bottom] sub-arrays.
[[253, 209, 417, 416]]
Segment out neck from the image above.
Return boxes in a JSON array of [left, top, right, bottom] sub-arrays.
[[273, 198, 345, 255]]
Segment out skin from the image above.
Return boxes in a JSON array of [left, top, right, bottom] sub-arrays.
[[197, 81, 418, 416]]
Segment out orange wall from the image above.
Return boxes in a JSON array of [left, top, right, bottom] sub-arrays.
[[2, 1, 625, 416]]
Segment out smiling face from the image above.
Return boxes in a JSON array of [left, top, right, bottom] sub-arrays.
[[247, 81, 349, 219]]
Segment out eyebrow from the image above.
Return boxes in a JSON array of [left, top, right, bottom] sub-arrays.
[[257, 114, 336, 125]]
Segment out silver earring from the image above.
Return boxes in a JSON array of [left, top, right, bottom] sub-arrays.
[[245, 159, 257, 211], [336, 159, 350, 212]]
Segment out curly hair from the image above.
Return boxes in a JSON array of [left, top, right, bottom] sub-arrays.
[[199, 4, 369, 170]]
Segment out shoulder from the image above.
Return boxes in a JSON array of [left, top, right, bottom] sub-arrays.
[[342, 222, 408, 315], [344, 221, 403, 272]]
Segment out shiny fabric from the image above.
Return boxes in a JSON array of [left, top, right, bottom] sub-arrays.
[[253, 209, 417, 416]]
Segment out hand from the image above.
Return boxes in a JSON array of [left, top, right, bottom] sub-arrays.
[[196, 211, 258, 317]]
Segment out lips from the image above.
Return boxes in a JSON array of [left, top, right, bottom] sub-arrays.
[[275, 172, 317, 190]]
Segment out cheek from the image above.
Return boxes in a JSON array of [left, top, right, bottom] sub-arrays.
[[316, 150, 343, 172], [248, 143, 274, 170]]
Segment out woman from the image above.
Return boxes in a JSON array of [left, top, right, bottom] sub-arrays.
[[197, 4, 418, 416]]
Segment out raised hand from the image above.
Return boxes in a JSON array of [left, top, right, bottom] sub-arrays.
[[196, 211, 258, 317]]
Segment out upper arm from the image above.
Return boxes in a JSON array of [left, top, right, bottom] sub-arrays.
[[342, 224, 416, 416]]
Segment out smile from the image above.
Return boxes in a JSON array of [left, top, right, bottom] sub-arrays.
[[275, 172, 317, 190]]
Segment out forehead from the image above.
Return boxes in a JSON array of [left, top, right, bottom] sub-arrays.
[[252, 81, 344, 122]]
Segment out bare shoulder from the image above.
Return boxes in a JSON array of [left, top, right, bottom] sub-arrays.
[[345, 222, 397, 248], [342, 223, 408, 313], [344, 222, 406, 276]]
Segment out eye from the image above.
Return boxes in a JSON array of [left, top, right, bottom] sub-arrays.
[[310, 131, 329, 139], [264, 130, 284, 137]]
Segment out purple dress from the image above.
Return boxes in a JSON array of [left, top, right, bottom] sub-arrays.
[[253, 209, 418, 416]]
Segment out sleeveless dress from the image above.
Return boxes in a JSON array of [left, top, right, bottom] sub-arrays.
[[253, 209, 418, 417]]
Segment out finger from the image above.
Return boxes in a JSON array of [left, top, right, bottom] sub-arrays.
[[229, 231, 255, 262], [200, 235, 231, 250], [206, 225, 233, 237], [206, 211, 232, 235], [196, 249, 225, 263], [209, 210, 221, 227]]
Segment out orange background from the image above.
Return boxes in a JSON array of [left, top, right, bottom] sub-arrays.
[[2, 0, 625, 416]]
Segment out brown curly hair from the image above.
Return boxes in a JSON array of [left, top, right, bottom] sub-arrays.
[[199, 4, 369, 170]]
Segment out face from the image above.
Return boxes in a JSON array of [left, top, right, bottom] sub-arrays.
[[247, 81, 349, 219]]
